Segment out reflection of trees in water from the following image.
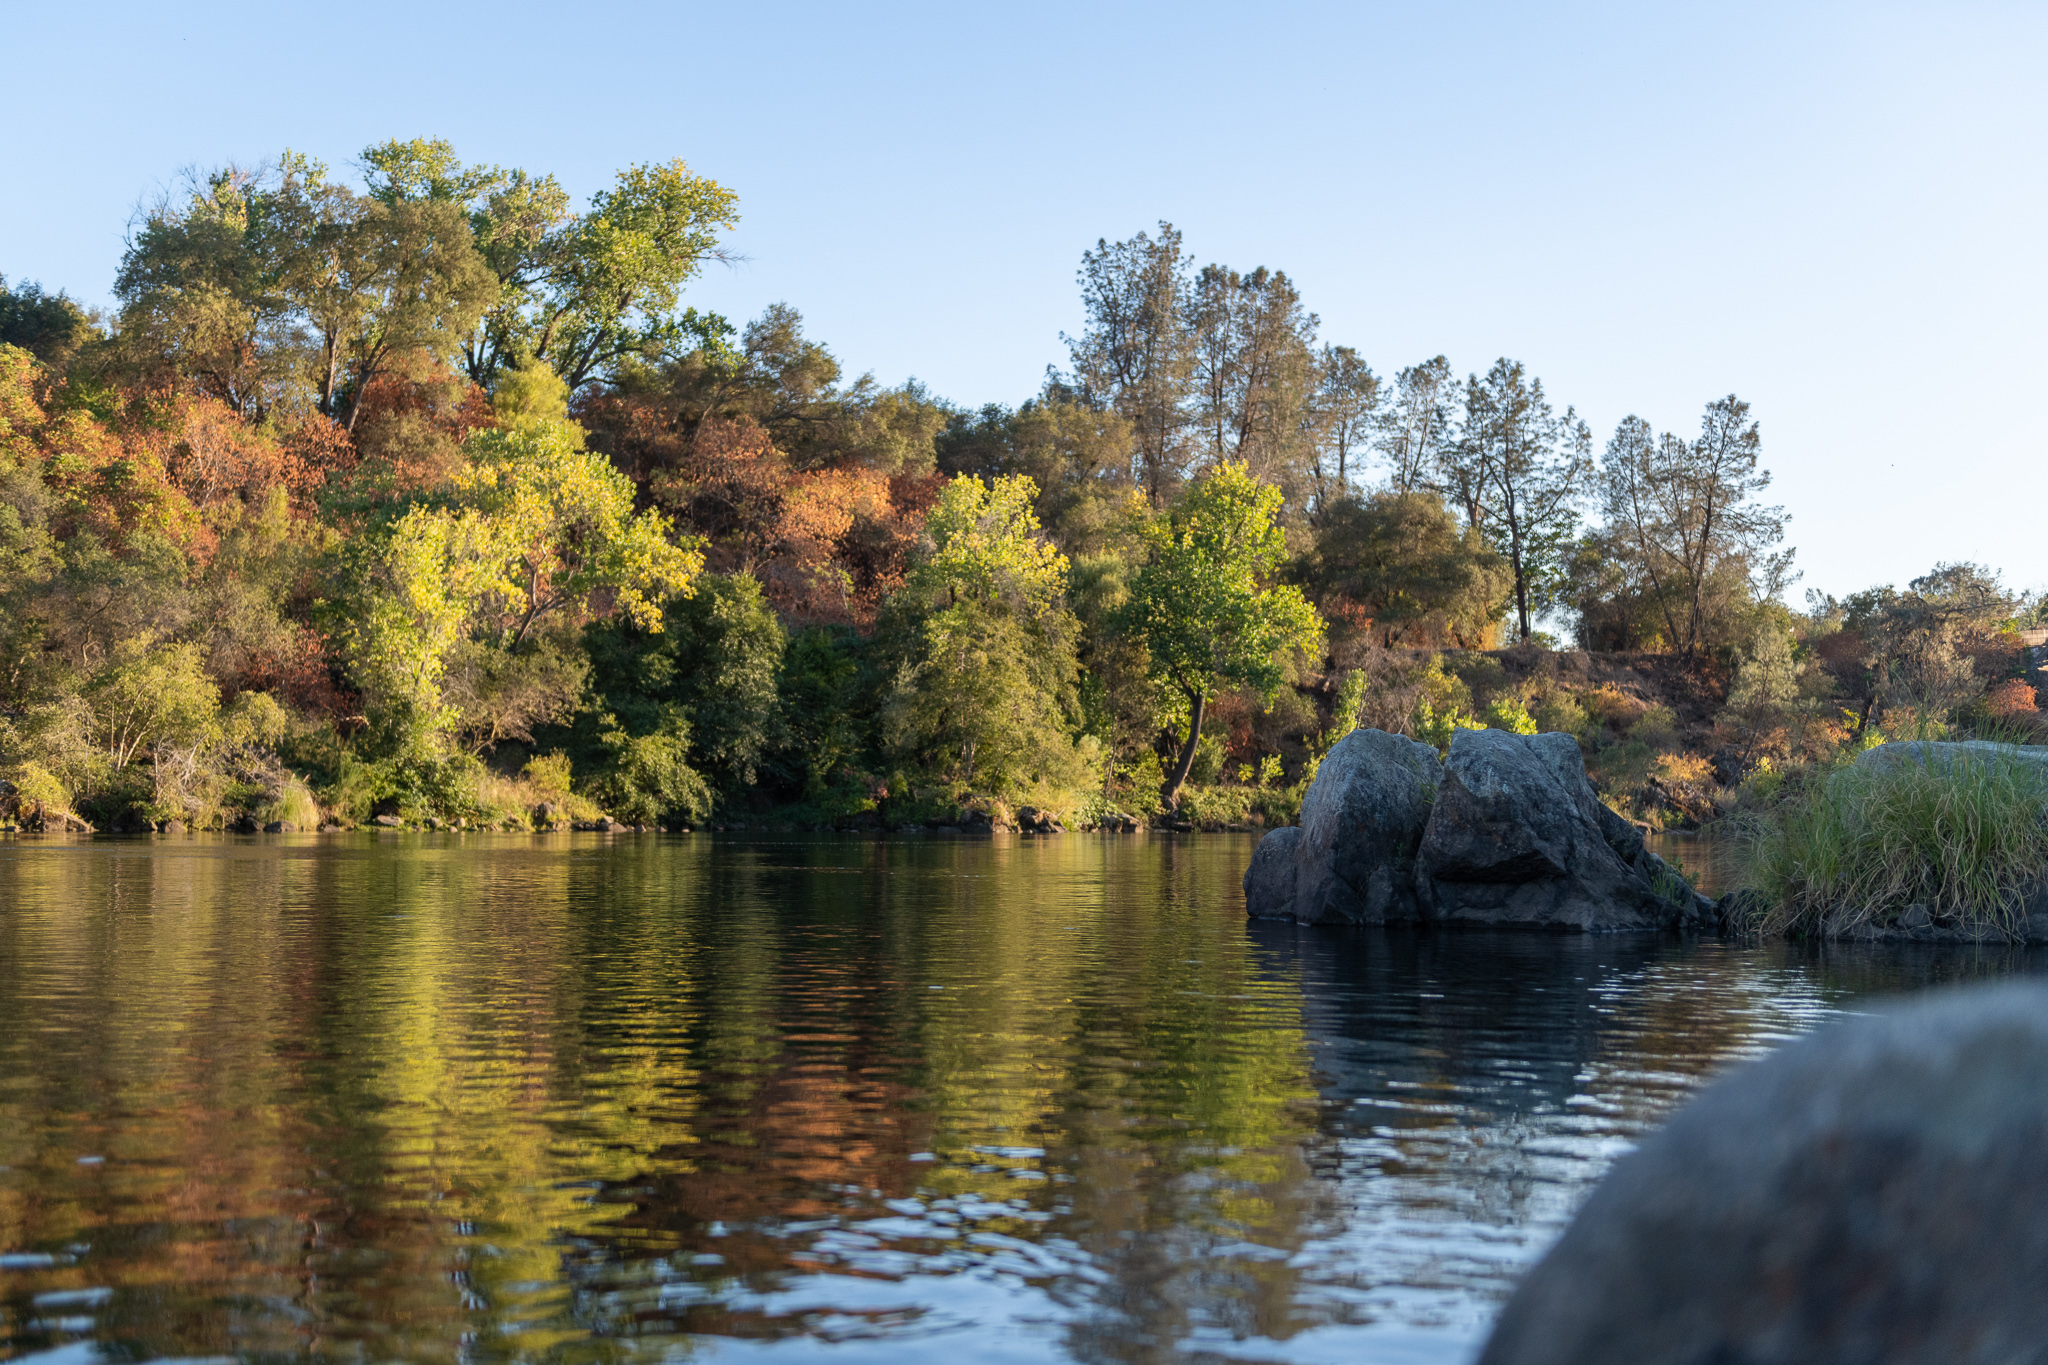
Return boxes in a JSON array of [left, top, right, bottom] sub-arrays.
[[553, 836, 1328, 1360], [14, 837, 2036, 1362], [1046, 865, 1323, 1365]]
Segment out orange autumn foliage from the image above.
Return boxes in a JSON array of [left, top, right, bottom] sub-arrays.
[[125, 395, 329, 511], [1984, 677, 2040, 721], [0, 345, 201, 550], [651, 416, 941, 625]]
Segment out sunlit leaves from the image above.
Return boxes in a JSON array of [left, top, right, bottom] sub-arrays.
[[456, 419, 703, 639], [1124, 461, 1322, 705], [912, 474, 1069, 618]]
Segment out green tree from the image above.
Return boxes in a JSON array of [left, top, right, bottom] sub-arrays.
[[1443, 358, 1590, 642], [1721, 618, 1800, 765], [884, 475, 1097, 801], [1300, 490, 1509, 647], [1597, 396, 1792, 661], [1122, 462, 1323, 809], [907, 472, 1067, 614], [453, 419, 703, 645], [579, 572, 786, 801], [1185, 263, 1320, 506], [936, 396, 1136, 554], [113, 166, 290, 416], [1309, 344, 1381, 508], [335, 420, 701, 754], [261, 152, 499, 430], [0, 277, 95, 373], [364, 139, 740, 394], [1064, 223, 1195, 505], [333, 502, 508, 754], [1374, 356, 1456, 497]]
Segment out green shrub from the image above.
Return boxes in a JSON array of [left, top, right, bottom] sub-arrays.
[[523, 750, 574, 797], [1484, 696, 1538, 735], [1188, 731, 1227, 785], [1627, 705, 1678, 748], [1112, 750, 1165, 817], [1738, 746, 2048, 938], [1414, 695, 1486, 754], [324, 751, 487, 823], [1180, 785, 1254, 826], [4, 761, 72, 821], [271, 777, 322, 829], [589, 713, 712, 825], [1532, 691, 1590, 738]]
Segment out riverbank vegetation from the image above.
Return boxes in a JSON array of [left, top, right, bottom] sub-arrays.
[[2, 139, 2042, 835], [1737, 744, 2048, 938]]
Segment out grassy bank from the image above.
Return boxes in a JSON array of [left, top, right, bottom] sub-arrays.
[[1735, 744, 2048, 938]]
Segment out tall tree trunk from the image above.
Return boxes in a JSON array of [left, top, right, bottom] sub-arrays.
[[1160, 687, 1206, 811], [1509, 533, 1532, 641]]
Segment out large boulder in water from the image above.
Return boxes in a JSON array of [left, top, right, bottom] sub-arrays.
[[1244, 729, 1441, 924], [1418, 728, 1705, 930], [1479, 980, 2048, 1365], [1241, 824, 1301, 918], [1249, 727, 1711, 930]]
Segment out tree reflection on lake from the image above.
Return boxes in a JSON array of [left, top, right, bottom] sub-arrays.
[[0, 834, 2039, 1363]]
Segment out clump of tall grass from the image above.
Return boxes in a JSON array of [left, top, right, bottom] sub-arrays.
[[1737, 743, 2048, 938], [269, 776, 323, 830]]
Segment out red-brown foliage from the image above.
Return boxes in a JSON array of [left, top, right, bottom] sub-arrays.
[[1984, 677, 2040, 721], [237, 625, 356, 721], [648, 416, 942, 627], [346, 360, 494, 495], [126, 396, 330, 512]]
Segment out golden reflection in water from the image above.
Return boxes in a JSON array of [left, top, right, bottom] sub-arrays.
[[0, 834, 1321, 1363], [4, 834, 2016, 1363]]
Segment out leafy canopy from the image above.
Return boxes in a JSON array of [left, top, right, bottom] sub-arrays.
[[911, 473, 1068, 616], [454, 418, 703, 643], [1123, 461, 1322, 705]]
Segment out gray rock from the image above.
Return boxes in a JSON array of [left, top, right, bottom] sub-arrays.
[[264, 820, 296, 834], [373, 814, 404, 828], [1242, 826, 1301, 918], [1855, 739, 2048, 775], [1247, 728, 1442, 924], [1479, 980, 2048, 1365], [1248, 727, 1711, 931], [1417, 729, 1691, 931], [159, 819, 186, 835]]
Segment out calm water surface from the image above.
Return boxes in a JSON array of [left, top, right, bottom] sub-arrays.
[[0, 833, 2039, 1365]]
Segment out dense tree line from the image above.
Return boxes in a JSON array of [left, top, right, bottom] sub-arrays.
[[0, 143, 2033, 835]]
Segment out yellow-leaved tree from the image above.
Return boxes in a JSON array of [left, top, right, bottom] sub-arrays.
[[335, 410, 701, 766], [883, 473, 1103, 806]]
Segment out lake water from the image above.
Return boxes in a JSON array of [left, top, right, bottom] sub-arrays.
[[1, 833, 2040, 1365]]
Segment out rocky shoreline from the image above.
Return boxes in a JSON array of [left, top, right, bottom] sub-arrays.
[[1249, 728, 2048, 942]]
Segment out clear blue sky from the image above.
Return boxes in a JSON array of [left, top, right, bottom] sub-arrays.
[[5, 1, 2042, 604]]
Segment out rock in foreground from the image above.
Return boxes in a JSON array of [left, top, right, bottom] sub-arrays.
[[1479, 981, 2048, 1365], [1246, 727, 1711, 931]]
